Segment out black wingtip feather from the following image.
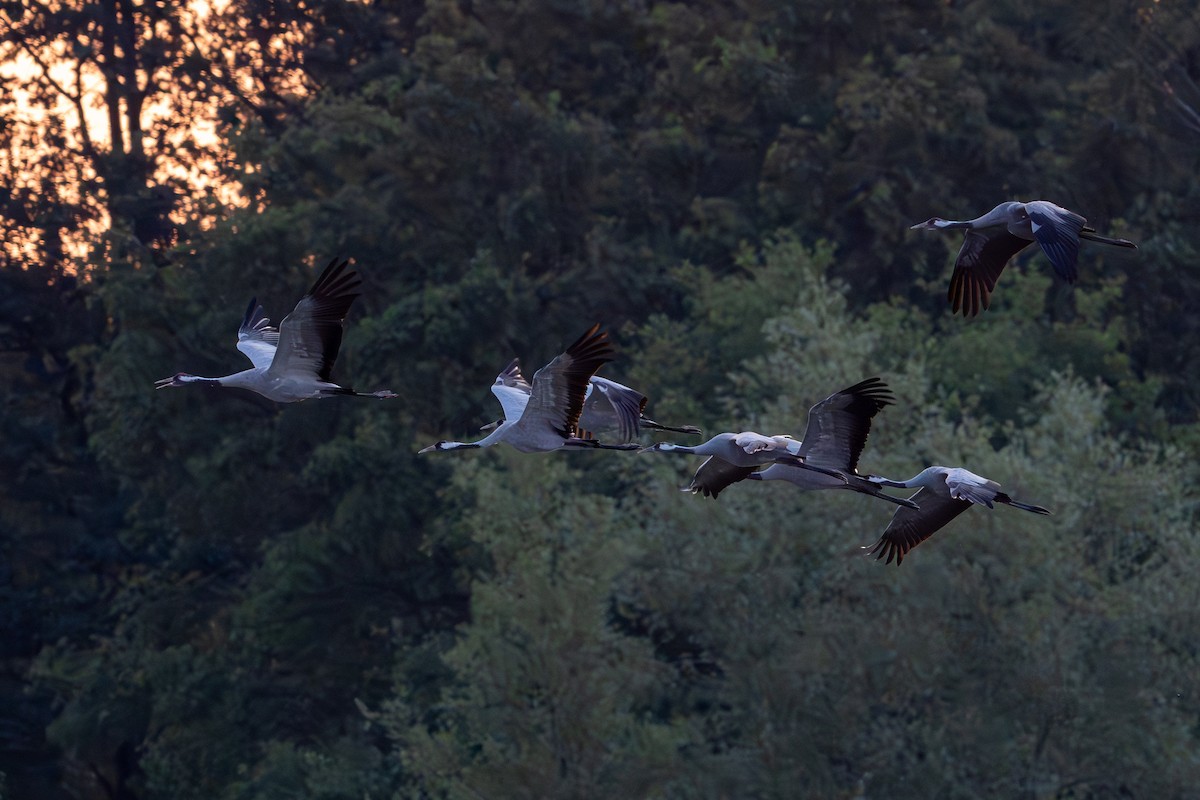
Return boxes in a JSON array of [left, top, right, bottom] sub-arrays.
[[552, 324, 615, 438], [298, 258, 366, 382], [241, 297, 259, 329], [865, 537, 903, 566], [309, 258, 362, 302], [839, 377, 896, 410]]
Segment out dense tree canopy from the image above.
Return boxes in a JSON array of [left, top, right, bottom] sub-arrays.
[[2, 1, 1198, 798]]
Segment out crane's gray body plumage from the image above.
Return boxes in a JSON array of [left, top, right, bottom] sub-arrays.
[[645, 431, 848, 484]]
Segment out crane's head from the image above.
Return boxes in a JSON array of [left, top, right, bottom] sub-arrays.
[[638, 442, 678, 454], [910, 217, 954, 230]]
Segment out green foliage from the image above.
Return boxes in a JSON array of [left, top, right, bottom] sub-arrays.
[[385, 237, 1200, 798], [387, 456, 687, 799]]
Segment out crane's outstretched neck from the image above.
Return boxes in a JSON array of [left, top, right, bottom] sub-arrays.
[[419, 421, 511, 453], [155, 373, 222, 389], [866, 474, 915, 489], [418, 440, 483, 453], [638, 442, 694, 454]]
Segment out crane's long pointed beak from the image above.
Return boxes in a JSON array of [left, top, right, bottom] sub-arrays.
[[154, 377, 175, 389], [418, 444, 437, 454]]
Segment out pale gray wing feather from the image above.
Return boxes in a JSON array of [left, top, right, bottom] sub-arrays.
[[492, 359, 533, 422], [586, 376, 647, 443], [496, 358, 532, 392], [1027, 200, 1084, 283], [236, 299, 280, 370], [945, 474, 1002, 509]]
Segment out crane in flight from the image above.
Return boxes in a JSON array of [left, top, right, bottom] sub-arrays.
[[911, 200, 1136, 317], [155, 258, 396, 402], [862, 466, 1051, 565], [680, 377, 916, 508], [483, 360, 701, 443], [419, 325, 640, 454]]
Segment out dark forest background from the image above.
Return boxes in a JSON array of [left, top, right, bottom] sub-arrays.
[[3, 1, 1199, 797]]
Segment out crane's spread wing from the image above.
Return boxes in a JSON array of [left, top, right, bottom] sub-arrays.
[[513, 324, 614, 440], [1027, 203, 1084, 283], [588, 376, 648, 443], [491, 358, 533, 422], [236, 297, 280, 370], [684, 456, 758, 499], [865, 487, 972, 565], [268, 258, 362, 382], [796, 377, 894, 472], [948, 230, 1031, 317], [496, 358, 532, 392]]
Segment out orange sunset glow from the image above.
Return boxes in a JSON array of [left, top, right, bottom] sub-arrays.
[[0, 0, 314, 269]]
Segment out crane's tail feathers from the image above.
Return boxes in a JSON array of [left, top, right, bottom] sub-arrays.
[[997, 494, 1052, 515], [1079, 230, 1137, 249], [639, 418, 703, 436]]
